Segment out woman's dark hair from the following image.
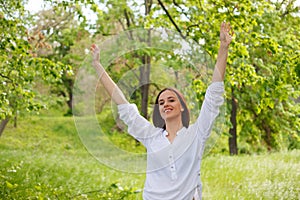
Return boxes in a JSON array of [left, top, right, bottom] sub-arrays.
[[152, 88, 190, 129]]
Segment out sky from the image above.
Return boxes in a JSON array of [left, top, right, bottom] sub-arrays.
[[25, 0, 98, 22], [25, 0, 45, 13], [25, 0, 300, 16]]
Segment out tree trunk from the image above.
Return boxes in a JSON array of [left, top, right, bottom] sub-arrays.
[[0, 118, 10, 137], [139, 0, 152, 119], [262, 120, 272, 151], [229, 87, 238, 155], [140, 54, 151, 119], [66, 77, 74, 115], [174, 71, 178, 88], [14, 114, 17, 128], [66, 89, 73, 115]]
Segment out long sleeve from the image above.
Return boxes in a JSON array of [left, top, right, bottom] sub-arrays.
[[118, 103, 161, 147], [194, 81, 225, 141]]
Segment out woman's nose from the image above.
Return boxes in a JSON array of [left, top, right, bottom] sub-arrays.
[[163, 102, 170, 107]]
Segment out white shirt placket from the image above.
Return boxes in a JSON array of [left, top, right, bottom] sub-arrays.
[[168, 148, 177, 180]]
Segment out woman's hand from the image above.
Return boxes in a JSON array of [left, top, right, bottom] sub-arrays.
[[212, 22, 233, 82], [90, 44, 101, 68], [220, 22, 233, 48], [89, 44, 128, 104]]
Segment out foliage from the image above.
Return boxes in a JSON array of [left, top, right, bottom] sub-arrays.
[[201, 150, 300, 199], [0, 114, 299, 199], [227, 0, 300, 151], [0, 113, 143, 199], [1, 0, 299, 152], [146, 0, 300, 152], [30, 5, 92, 115], [0, 0, 71, 134]]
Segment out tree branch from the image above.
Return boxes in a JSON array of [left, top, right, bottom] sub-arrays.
[[157, 0, 186, 39], [186, 23, 200, 36], [145, 0, 153, 15], [173, 0, 190, 20], [124, 9, 131, 28], [0, 73, 13, 83], [0, 2, 14, 19]]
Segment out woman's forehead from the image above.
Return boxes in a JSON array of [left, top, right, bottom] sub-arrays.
[[158, 90, 178, 100]]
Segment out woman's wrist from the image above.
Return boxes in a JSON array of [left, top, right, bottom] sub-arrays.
[[220, 42, 230, 50], [93, 61, 105, 77]]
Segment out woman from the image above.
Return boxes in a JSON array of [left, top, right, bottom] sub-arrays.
[[91, 22, 232, 200]]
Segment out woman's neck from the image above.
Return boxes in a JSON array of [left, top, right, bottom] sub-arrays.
[[165, 119, 183, 137]]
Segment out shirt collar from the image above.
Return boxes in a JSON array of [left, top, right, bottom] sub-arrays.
[[163, 127, 187, 137]]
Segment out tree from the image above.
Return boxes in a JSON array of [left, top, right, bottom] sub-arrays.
[[148, 0, 300, 153], [91, 0, 155, 119], [30, 5, 90, 115], [0, 0, 71, 136]]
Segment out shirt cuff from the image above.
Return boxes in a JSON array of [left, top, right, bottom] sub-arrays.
[[208, 81, 224, 93]]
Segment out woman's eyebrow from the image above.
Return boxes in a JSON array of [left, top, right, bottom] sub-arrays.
[[159, 96, 176, 101]]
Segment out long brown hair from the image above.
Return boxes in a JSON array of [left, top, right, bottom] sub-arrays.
[[152, 88, 190, 129]]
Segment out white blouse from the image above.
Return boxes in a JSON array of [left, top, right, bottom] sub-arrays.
[[118, 82, 224, 200]]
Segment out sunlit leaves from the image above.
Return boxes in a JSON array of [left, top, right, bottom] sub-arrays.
[[0, 0, 71, 126], [148, 0, 300, 152]]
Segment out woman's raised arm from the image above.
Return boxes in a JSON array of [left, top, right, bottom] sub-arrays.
[[212, 22, 233, 82], [90, 44, 128, 105]]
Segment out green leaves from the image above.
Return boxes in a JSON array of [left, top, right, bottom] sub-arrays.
[[1, 0, 298, 150], [0, 0, 72, 127], [147, 0, 300, 152]]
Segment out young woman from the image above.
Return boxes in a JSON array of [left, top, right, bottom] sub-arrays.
[[91, 22, 232, 200]]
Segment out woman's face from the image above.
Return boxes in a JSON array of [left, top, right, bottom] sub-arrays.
[[158, 90, 183, 121]]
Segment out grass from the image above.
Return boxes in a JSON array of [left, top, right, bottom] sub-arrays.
[[0, 115, 144, 199], [201, 151, 300, 199], [0, 113, 299, 199]]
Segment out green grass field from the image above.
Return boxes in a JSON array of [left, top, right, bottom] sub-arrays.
[[0, 114, 299, 199]]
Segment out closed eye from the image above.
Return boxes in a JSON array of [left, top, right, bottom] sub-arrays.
[[159, 97, 176, 105], [159, 101, 164, 105]]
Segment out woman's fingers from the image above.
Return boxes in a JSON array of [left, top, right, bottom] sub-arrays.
[[90, 44, 100, 66], [220, 22, 233, 46], [91, 44, 98, 50], [90, 44, 99, 53], [223, 22, 234, 37], [91, 44, 100, 58], [221, 22, 231, 34], [221, 22, 226, 32], [226, 22, 230, 32]]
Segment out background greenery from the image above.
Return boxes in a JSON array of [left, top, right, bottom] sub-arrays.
[[1, 0, 299, 152], [0, 0, 300, 199], [1, 112, 299, 199]]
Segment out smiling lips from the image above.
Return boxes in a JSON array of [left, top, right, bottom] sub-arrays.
[[164, 107, 173, 113]]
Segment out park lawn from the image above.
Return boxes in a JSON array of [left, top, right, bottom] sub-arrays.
[[0, 114, 299, 199]]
